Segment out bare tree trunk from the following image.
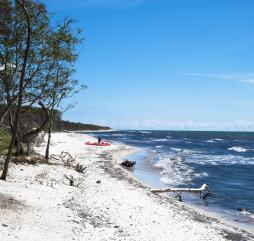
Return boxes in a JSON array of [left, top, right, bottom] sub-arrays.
[[45, 113, 52, 161], [1, 0, 31, 180], [15, 134, 23, 156], [20, 102, 49, 146], [0, 104, 10, 126], [45, 101, 55, 161], [26, 141, 30, 155]]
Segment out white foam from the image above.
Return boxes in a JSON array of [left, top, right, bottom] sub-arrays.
[[205, 138, 224, 143], [155, 145, 163, 149], [205, 139, 214, 143], [139, 131, 151, 134], [154, 154, 198, 186], [186, 154, 254, 165], [114, 133, 132, 137], [193, 172, 209, 178], [171, 148, 182, 152], [240, 209, 254, 221], [152, 138, 168, 142], [228, 146, 247, 153], [170, 148, 198, 155]]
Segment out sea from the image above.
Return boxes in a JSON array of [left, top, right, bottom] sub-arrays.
[[86, 130, 254, 232]]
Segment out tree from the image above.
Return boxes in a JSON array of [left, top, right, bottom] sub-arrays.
[[0, 0, 84, 179], [43, 19, 86, 160], [1, 0, 31, 180]]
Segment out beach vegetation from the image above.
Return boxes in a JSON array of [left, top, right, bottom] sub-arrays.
[[75, 163, 86, 173], [0, 0, 83, 180], [0, 128, 10, 154]]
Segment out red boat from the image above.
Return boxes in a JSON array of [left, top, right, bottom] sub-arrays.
[[85, 141, 111, 146]]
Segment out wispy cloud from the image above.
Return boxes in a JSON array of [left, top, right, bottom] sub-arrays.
[[240, 79, 254, 85], [101, 119, 254, 131], [179, 72, 254, 85]]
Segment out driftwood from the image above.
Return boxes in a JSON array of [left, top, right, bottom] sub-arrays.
[[51, 151, 76, 167], [121, 159, 136, 168], [75, 163, 86, 173], [151, 184, 211, 201], [64, 174, 83, 187], [151, 184, 209, 194]]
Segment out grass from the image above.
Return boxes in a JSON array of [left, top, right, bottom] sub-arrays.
[[0, 128, 11, 154]]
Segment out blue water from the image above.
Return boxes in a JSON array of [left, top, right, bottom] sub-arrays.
[[86, 130, 254, 232]]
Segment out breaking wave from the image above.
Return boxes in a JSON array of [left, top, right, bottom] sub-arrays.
[[232, 208, 254, 223], [155, 145, 163, 149], [186, 154, 254, 166], [228, 146, 247, 153], [154, 154, 208, 186], [151, 138, 168, 142], [205, 138, 224, 143]]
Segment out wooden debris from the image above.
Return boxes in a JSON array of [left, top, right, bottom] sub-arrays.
[[51, 151, 76, 167], [75, 163, 86, 173], [121, 159, 136, 168], [64, 174, 83, 187], [151, 184, 211, 201]]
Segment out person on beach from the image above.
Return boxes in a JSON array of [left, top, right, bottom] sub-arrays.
[[98, 137, 102, 144]]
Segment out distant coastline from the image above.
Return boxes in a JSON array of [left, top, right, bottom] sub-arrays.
[[59, 120, 111, 131]]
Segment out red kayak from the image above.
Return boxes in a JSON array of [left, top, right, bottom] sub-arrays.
[[85, 141, 111, 146]]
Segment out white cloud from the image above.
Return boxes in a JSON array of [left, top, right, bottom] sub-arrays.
[[102, 119, 254, 131], [179, 72, 254, 85]]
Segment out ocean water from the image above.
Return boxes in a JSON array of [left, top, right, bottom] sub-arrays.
[[86, 130, 254, 232]]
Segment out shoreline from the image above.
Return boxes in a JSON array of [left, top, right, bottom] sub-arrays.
[[127, 149, 254, 234], [0, 131, 253, 241]]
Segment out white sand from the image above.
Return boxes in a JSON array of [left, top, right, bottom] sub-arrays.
[[0, 132, 253, 241]]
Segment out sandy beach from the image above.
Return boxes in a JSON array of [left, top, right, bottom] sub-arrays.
[[0, 132, 253, 241]]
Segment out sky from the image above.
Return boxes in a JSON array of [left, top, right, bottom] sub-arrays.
[[42, 0, 254, 131]]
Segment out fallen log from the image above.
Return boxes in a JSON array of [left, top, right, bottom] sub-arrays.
[[151, 183, 209, 194], [151, 184, 211, 201]]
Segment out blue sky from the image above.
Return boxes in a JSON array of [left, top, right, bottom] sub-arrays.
[[42, 0, 254, 131]]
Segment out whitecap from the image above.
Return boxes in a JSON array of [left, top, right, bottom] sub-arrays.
[[152, 138, 168, 142], [228, 146, 247, 153], [155, 145, 163, 149], [205, 138, 224, 143], [239, 209, 254, 221], [205, 139, 214, 143], [186, 154, 254, 165], [193, 172, 209, 178], [154, 154, 195, 186], [171, 148, 182, 152]]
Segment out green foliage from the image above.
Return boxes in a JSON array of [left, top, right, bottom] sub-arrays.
[[59, 120, 111, 131], [0, 128, 10, 154]]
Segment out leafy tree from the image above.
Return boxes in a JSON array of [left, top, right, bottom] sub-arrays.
[[0, 0, 83, 180]]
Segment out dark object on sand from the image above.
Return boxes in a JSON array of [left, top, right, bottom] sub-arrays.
[[121, 159, 136, 168]]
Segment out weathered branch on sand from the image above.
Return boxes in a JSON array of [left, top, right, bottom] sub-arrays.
[[151, 184, 211, 202], [151, 184, 209, 194], [50, 151, 76, 167], [64, 174, 83, 187]]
